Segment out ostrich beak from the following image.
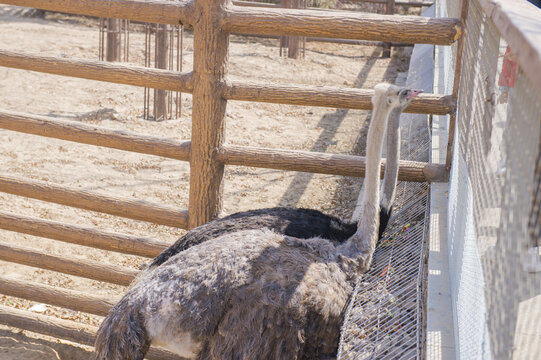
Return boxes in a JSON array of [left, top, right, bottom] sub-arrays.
[[406, 89, 423, 100]]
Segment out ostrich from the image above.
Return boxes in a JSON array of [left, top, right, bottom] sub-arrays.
[[95, 83, 421, 360], [141, 90, 417, 273]]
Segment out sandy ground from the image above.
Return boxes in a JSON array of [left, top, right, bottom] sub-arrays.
[[0, 5, 412, 359]]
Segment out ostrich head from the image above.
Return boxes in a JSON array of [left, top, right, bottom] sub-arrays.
[[373, 83, 423, 111]]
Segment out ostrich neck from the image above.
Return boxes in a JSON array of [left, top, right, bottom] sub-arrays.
[[381, 107, 402, 210], [359, 97, 391, 231], [339, 96, 392, 260]]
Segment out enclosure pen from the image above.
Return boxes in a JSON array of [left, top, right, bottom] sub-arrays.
[[0, 0, 462, 357]]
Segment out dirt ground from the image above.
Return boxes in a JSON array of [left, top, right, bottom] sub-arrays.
[[0, 5, 413, 359]]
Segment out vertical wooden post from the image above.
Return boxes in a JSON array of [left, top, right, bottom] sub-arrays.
[[189, 0, 230, 228], [382, 0, 395, 58], [445, 0, 468, 171], [155, 24, 169, 121], [287, 0, 300, 59], [106, 19, 121, 62], [279, 0, 289, 57]]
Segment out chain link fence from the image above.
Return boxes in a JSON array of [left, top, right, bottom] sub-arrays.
[[339, 0, 541, 358], [443, 0, 541, 358]]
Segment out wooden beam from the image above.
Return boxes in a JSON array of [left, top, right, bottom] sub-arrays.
[[0, 0, 194, 27], [0, 50, 194, 93], [0, 110, 191, 162], [0, 276, 116, 317], [106, 19, 122, 62], [154, 24, 171, 121], [305, 37, 411, 47], [233, 32, 412, 46], [0, 211, 167, 258], [221, 6, 462, 45], [1, 48, 188, 89], [382, 0, 396, 58], [218, 145, 448, 182], [0, 305, 97, 346], [234, 1, 433, 9], [0, 305, 181, 360], [0, 241, 137, 286], [188, 0, 230, 228], [222, 81, 455, 115], [349, 0, 433, 6], [233, 0, 279, 7], [445, 0, 468, 171], [0, 175, 189, 228]]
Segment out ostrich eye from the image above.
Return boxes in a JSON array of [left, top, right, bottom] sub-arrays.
[[387, 98, 394, 105]]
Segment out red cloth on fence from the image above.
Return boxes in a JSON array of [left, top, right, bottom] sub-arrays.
[[498, 46, 518, 88]]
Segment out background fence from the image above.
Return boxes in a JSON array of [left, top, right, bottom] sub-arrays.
[[437, 0, 541, 358], [0, 0, 457, 356], [3, 0, 540, 359]]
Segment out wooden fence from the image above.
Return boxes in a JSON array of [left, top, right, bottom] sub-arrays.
[[0, 0, 461, 355], [230, 0, 434, 54]]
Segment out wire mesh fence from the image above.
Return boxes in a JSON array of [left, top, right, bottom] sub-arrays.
[[444, 0, 541, 358], [340, 0, 541, 358]]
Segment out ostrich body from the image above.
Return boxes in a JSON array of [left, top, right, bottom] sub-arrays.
[[147, 207, 357, 270], [143, 97, 418, 273], [95, 84, 421, 360]]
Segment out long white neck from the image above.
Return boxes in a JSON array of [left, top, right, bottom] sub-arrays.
[[380, 107, 402, 212], [338, 95, 392, 269]]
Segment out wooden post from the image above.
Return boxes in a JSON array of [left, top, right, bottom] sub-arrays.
[[106, 18, 121, 62], [188, 0, 230, 228], [279, 0, 304, 59], [382, 0, 395, 57], [154, 23, 169, 120], [279, 0, 288, 57], [287, 0, 300, 59], [445, 0, 468, 171]]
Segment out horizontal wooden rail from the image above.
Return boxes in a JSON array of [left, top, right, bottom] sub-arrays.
[[0, 276, 116, 317], [221, 6, 462, 45], [0, 305, 181, 360], [222, 81, 455, 115], [218, 145, 448, 182], [306, 38, 411, 47], [233, 0, 279, 7], [0, 211, 167, 258], [0, 50, 194, 92], [0, 241, 137, 285], [0, 175, 189, 228], [0, 53, 454, 114], [233, 32, 412, 46], [0, 110, 191, 162], [0, 0, 194, 27], [352, 0, 433, 6], [233, 0, 433, 8], [0, 305, 97, 346]]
